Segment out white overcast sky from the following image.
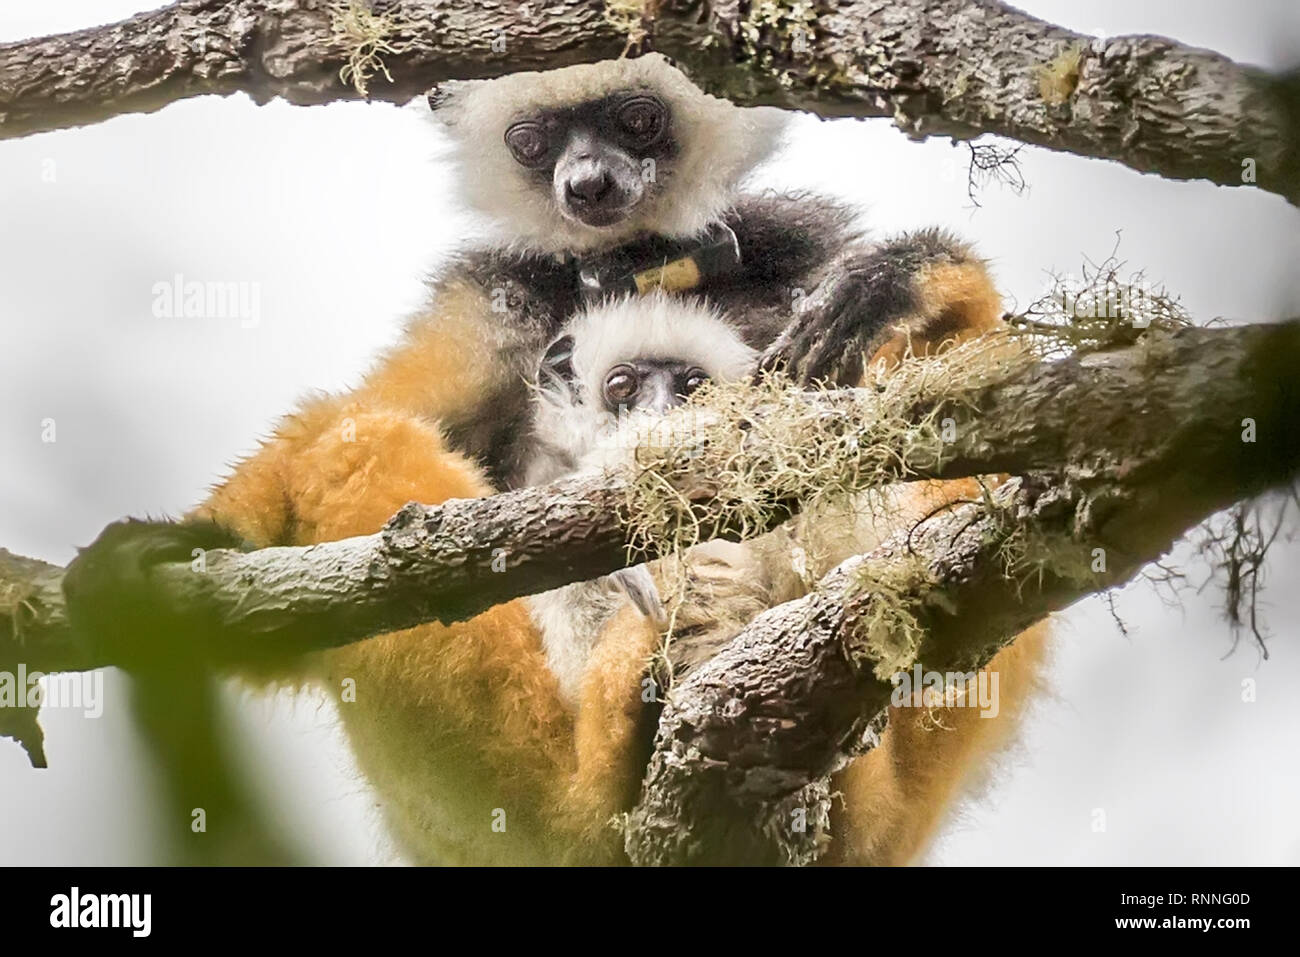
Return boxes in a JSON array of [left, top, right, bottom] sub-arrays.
[[1, 1, 1299, 865]]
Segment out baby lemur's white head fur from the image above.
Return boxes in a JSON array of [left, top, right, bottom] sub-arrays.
[[525, 291, 757, 488], [524, 293, 757, 706], [429, 54, 786, 254]]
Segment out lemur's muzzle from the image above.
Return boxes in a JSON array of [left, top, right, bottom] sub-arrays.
[[553, 130, 645, 227]]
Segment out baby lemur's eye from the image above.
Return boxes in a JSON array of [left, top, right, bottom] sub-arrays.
[[505, 121, 549, 166], [681, 368, 709, 395], [617, 95, 666, 145], [604, 365, 640, 404]]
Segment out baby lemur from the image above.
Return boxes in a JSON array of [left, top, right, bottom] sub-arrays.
[[521, 292, 757, 704], [63, 54, 1045, 865]]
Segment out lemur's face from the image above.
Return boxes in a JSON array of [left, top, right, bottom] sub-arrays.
[[600, 358, 708, 414], [524, 293, 758, 486], [431, 55, 786, 254], [504, 93, 677, 229], [537, 328, 711, 419]]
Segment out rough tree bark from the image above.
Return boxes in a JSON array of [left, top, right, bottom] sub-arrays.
[[627, 460, 1296, 864], [625, 318, 1300, 864], [1, 0, 1295, 203], [3, 320, 1297, 741]]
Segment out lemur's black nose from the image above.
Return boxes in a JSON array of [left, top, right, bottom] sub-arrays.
[[567, 170, 613, 204]]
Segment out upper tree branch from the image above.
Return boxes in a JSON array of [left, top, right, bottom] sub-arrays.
[[1, 1, 1296, 204]]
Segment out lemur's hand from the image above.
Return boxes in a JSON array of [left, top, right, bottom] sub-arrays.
[[62, 518, 245, 665], [756, 265, 881, 387], [757, 242, 925, 387], [757, 231, 981, 387]]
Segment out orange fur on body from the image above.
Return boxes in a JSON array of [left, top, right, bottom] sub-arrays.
[[828, 622, 1049, 864], [192, 249, 1046, 865], [869, 259, 1007, 369], [197, 396, 582, 863]]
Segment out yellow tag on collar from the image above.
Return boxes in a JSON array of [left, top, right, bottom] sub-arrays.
[[633, 255, 703, 295]]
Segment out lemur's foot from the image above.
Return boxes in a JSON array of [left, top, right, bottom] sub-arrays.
[[609, 566, 666, 627], [63, 518, 244, 663]]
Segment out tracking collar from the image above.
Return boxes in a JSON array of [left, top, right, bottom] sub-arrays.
[[570, 223, 742, 303]]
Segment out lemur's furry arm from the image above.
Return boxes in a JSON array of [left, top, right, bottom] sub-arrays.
[[757, 227, 1006, 385]]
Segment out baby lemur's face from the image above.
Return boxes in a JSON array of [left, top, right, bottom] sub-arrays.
[[537, 322, 712, 422], [598, 357, 708, 414], [523, 292, 757, 487], [504, 93, 678, 229]]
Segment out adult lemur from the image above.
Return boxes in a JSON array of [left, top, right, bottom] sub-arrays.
[[63, 54, 1046, 865]]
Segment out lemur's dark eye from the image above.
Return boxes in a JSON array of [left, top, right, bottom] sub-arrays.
[[617, 95, 666, 145], [604, 365, 640, 404], [505, 121, 549, 166], [681, 368, 709, 396]]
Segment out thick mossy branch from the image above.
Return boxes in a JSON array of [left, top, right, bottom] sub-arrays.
[[0, 319, 1296, 672], [624, 460, 1295, 865], [621, 335, 1030, 560], [2, 0, 1296, 203], [623, 476, 1050, 865], [618, 314, 1300, 864]]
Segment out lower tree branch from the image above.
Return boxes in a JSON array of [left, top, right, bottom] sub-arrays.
[[623, 463, 1274, 865], [2, 320, 1297, 677], [622, 316, 1300, 864]]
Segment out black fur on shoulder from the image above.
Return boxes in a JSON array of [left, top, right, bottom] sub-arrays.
[[437, 192, 977, 483]]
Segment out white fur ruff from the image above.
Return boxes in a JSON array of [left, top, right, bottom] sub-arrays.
[[429, 54, 787, 254]]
